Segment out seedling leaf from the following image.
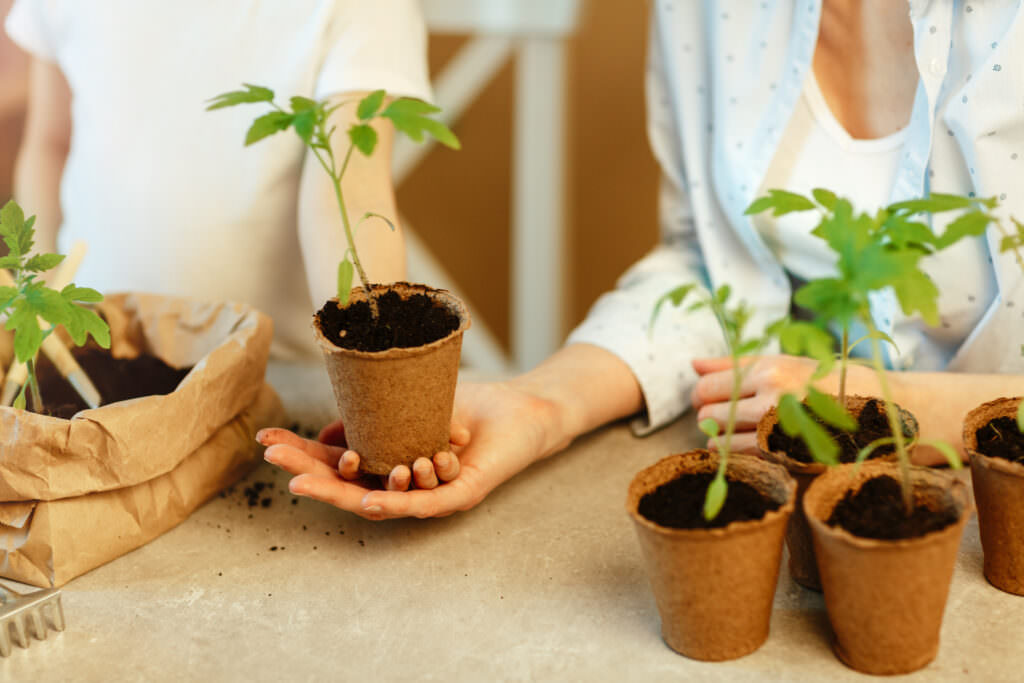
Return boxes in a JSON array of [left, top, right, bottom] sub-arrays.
[[744, 189, 816, 216], [703, 474, 727, 521], [23, 253, 64, 273], [357, 90, 386, 121], [337, 259, 354, 305], [245, 111, 293, 145], [348, 124, 378, 157], [698, 418, 720, 439], [777, 393, 839, 465], [805, 387, 857, 431], [920, 439, 962, 470], [206, 84, 275, 110]]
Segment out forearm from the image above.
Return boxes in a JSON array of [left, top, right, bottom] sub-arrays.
[[507, 343, 644, 458]]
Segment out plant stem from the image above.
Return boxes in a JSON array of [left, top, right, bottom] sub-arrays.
[[867, 322, 913, 515], [838, 326, 849, 405], [26, 357, 42, 413]]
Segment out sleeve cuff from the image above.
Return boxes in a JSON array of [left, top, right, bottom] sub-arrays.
[[5, 0, 56, 62]]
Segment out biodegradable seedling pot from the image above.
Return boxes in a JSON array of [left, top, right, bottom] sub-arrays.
[[962, 396, 1024, 596], [626, 451, 796, 661], [313, 282, 470, 476], [804, 461, 971, 675], [757, 396, 916, 591]]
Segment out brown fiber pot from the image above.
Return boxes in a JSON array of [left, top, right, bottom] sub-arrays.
[[962, 396, 1024, 595], [626, 451, 796, 661], [757, 396, 916, 591], [803, 461, 971, 675], [312, 282, 470, 476]]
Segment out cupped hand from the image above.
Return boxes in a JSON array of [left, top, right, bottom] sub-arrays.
[[257, 379, 563, 520], [691, 354, 823, 454]]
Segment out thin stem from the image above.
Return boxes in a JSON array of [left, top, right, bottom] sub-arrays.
[[838, 325, 849, 405], [866, 322, 913, 515], [26, 357, 42, 413]]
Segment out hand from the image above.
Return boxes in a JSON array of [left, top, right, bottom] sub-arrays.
[[691, 354, 824, 454], [257, 379, 564, 520]]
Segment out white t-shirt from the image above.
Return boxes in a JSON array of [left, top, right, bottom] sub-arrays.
[[6, 0, 433, 359], [755, 71, 997, 371]]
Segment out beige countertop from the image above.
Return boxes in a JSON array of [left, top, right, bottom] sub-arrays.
[[2, 361, 1021, 682]]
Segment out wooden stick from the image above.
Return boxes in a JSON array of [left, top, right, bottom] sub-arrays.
[[0, 243, 101, 409]]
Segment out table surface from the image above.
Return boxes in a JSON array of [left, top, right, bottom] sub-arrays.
[[2, 361, 1021, 682]]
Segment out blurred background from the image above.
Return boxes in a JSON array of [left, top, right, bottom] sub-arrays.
[[0, 0, 661, 372]]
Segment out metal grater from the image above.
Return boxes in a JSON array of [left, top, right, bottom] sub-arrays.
[[0, 582, 66, 656]]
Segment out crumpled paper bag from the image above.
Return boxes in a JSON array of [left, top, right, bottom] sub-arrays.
[[0, 293, 286, 587]]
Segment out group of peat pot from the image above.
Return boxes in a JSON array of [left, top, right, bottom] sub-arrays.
[[627, 394, 1024, 675]]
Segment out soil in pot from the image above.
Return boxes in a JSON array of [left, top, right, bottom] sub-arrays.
[[827, 475, 960, 540], [315, 289, 461, 352], [638, 472, 782, 529], [33, 345, 192, 419], [767, 397, 910, 464], [973, 416, 1024, 465]]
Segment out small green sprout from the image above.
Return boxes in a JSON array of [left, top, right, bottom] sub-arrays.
[[207, 84, 460, 318], [0, 200, 110, 411], [747, 189, 994, 513], [651, 283, 784, 520], [990, 212, 1024, 430]]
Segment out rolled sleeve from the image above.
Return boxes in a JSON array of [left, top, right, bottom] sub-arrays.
[[5, 0, 57, 62]]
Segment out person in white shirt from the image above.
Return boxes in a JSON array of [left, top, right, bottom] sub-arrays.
[[7, 0, 432, 361], [262, 0, 1024, 519]]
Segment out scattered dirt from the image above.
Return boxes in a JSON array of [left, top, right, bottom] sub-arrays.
[[768, 398, 909, 464], [974, 416, 1024, 465], [638, 472, 781, 529], [315, 289, 460, 352], [33, 345, 191, 419], [827, 475, 958, 540]]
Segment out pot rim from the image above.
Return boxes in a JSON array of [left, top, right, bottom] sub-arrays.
[[312, 281, 471, 361], [626, 450, 796, 540], [803, 461, 972, 551], [962, 396, 1024, 478], [757, 394, 916, 472]]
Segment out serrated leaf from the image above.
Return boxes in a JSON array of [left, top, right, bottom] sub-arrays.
[[698, 417, 720, 438], [419, 117, 461, 150], [25, 284, 70, 328], [244, 111, 293, 145], [812, 188, 837, 209], [292, 110, 316, 144], [703, 474, 728, 521], [935, 211, 992, 250], [63, 304, 111, 347], [348, 124, 378, 156], [23, 253, 64, 273], [206, 83, 274, 110], [357, 90, 386, 121], [380, 98, 445, 144], [806, 387, 857, 431], [0, 285, 17, 306], [337, 259, 354, 305], [744, 189, 816, 216], [61, 284, 104, 303], [887, 193, 978, 215], [5, 302, 42, 364], [0, 254, 19, 269], [289, 95, 317, 113]]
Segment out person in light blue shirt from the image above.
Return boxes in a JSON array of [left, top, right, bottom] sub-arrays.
[[262, 0, 1024, 519]]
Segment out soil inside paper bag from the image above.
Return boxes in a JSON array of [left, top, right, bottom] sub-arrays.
[[33, 346, 192, 419]]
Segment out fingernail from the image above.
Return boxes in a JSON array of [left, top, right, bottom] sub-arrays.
[[263, 448, 278, 464], [363, 504, 382, 514], [255, 429, 267, 444]]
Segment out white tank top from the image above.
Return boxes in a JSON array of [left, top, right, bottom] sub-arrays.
[[753, 72, 996, 370]]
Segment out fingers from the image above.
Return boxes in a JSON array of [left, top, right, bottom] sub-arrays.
[[317, 420, 347, 447], [360, 473, 480, 520], [264, 443, 345, 479], [386, 465, 412, 492], [412, 457, 439, 489], [707, 431, 760, 455], [338, 450, 361, 480], [433, 451, 461, 482], [692, 356, 737, 374], [257, 427, 346, 468], [692, 368, 758, 408], [288, 473, 373, 514], [450, 422, 471, 447], [697, 394, 776, 431]]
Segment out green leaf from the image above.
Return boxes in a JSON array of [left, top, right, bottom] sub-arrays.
[[348, 124, 378, 156], [777, 393, 839, 465], [921, 439, 962, 470], [854, 437, 896, 464], [289, 96, 317, 113], [62, 305, 111, 348], [356, 90, 387, 121], [805, 387, 857, 431], [0, 254, 19, 269], [650, 283, 696, 334], [935, 211, 993, 250], [337, 259, 354, 305], [887, 193, 986, 215], [206, 83, 274, 110], [713, 284, 731, 305], [703, 474, 727, 521], [0, 285, 17, 307], [812, 188, 837, 210], [358, 212, 396, 233], [744, 189, 816, 216], [380, 98, 448, 145], [61, 284, 104, 303], [244, 111, 293, 146], [698, 418, 720, 439], [0, 200, 31, 259], [292, 110, 316, 144], [418, 117, 461, 150], [1018, 400, 1024, 433], [5, 301, 42, 364], [23, 253, 64, 273], [779, 321, 835, 363]]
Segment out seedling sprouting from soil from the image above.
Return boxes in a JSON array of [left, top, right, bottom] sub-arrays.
[[747, 189, 993, 513], [207, 85, 460, 318], [990, 210, 1024, 430], [651, 284, 784, 520], [0, 200, 110, 411]]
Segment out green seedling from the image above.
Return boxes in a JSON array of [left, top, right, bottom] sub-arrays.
[[207, 84, 460, 318], [747, 189, 994, 513], [990, 212, 1024, 430], [0, 200, 110, 411], [651, 284, 785, 520]]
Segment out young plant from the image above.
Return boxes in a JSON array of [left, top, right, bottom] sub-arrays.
[[207, 84, 460, 318], [990, 210, 1024, 430], [651, 284, 784, 520], [746, 189, 994, 513], [0, 200, 110, 410]]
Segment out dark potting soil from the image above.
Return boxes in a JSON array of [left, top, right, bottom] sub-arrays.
[[974, 416, 1024, 465], [637, 472, 781, 530], [767, 398, 908, 464], [32, 346, 192, 419], [827, 475, 958, 540], [316, 290, 461, 352]]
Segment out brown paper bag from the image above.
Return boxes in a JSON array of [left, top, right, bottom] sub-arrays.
[[0, 293, 286, 587]]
